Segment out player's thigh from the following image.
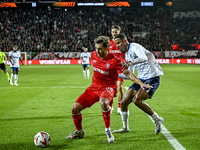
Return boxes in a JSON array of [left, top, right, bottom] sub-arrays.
[[99, 87, 115, 107], [117, 80, 124, 89], [75, 87, 99, 109], [133, 88, 149, 103], [117, 78, 124, 86], [11, 67, 17, 73]]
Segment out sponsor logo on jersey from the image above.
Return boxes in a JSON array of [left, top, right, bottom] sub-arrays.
[[93, 66, 109, 75], [105, 63, 110, 69], [93, 60, 97, 63], [106, 87, 113, 93], [109, 50, 121, 53]]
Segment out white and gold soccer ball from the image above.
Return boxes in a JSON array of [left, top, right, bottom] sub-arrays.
[[34, 131, 51, 148]]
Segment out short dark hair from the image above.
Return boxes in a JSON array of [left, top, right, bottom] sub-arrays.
[[94, 36, 110, 48], [111, 25, 121, 31], [114, 33, 127, 40]]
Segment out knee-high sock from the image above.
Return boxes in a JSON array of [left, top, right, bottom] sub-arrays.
[[10, 74, 14, 83], [87, 69, 90, 78], [151, 112, 160, 122], [83, 70, 86, 77], [14, 74, 18, 83], [72, 113, 82, 130], [102, 106, 111, 130], [121, 110, 129, 129]]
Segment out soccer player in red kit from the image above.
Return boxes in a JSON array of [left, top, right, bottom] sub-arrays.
[[66, 36, 152, 143], [108, 25, 124, 114]]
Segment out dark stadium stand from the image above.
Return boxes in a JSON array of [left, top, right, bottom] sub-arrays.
[[0, 3, 199, 59]]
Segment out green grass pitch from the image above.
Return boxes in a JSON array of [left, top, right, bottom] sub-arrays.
[[0, 64, 199, 150]]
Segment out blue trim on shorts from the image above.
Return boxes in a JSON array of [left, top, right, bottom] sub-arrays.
[[129, 76, 160, 99], [11, 67, 19, 72], [82, 64, 89, 69]]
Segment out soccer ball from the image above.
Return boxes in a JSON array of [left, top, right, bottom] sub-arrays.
[[34, 131, 51, 148]]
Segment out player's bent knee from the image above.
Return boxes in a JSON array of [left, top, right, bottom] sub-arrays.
[[133, 98, 143, 106], [71, 102, 82, 114], [99, 98, 109, 110]]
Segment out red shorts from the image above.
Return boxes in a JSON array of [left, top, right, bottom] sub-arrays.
[[117, 77, 124, 82], [75, 86, 115, 109]]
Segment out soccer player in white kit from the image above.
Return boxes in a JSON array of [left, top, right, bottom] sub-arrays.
[[80, 48, 91, 79], [9, 45, 24, 86], [113, 33, 164, 135]]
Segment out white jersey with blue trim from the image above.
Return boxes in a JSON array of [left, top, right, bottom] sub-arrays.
[[80, 52, 91, 65], [125, 43, 163, 80], [9, 51, 21, 68]]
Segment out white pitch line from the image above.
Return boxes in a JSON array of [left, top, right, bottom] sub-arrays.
[[148, 116, 186, 150], [125, 87, 186, 150]]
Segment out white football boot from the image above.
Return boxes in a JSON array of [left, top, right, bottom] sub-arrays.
[[155, 117, 164, 134], [106, 130, 114, 143]]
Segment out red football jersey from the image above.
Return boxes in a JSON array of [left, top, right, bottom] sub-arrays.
[[108, 39, 124, 60], [91, 51, 126, 89]]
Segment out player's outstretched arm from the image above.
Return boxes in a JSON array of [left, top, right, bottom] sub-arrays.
[[122, 69, 153, 90]]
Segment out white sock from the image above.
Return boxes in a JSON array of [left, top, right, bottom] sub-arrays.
[[83, 70, 86, 78], [151, 112, 160, 122], [14, 74, 18, 83], [10, 74, 14, 83], [121, 110, 129, 129], [87, 69, 90, 78]]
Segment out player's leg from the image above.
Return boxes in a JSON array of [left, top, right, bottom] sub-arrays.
[[66, 87, 95, 139], [82, 65, 86, 79], [86, 65, 90, 79], [116, 80, 124, 114], [4, 69, 10, 82], [66, 102, 85, 139], [99, 88, 115, 143], [113, 89, 136, 133], [1, 64, 10, 82], [14, 68, 19, 86], [10, 67, 15, 85], [133, 77, 163, 134]]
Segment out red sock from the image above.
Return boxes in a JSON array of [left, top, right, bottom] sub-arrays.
[[118, 100, 121, 108], [102, 107, 111, 128], [72, 113, 82, 130]]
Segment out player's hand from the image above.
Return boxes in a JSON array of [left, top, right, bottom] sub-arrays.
[[140, 83, 153, 90], [122, 61, 132, 69]]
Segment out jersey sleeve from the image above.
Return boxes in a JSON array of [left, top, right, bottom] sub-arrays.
[[115, 58, 127, 73]]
